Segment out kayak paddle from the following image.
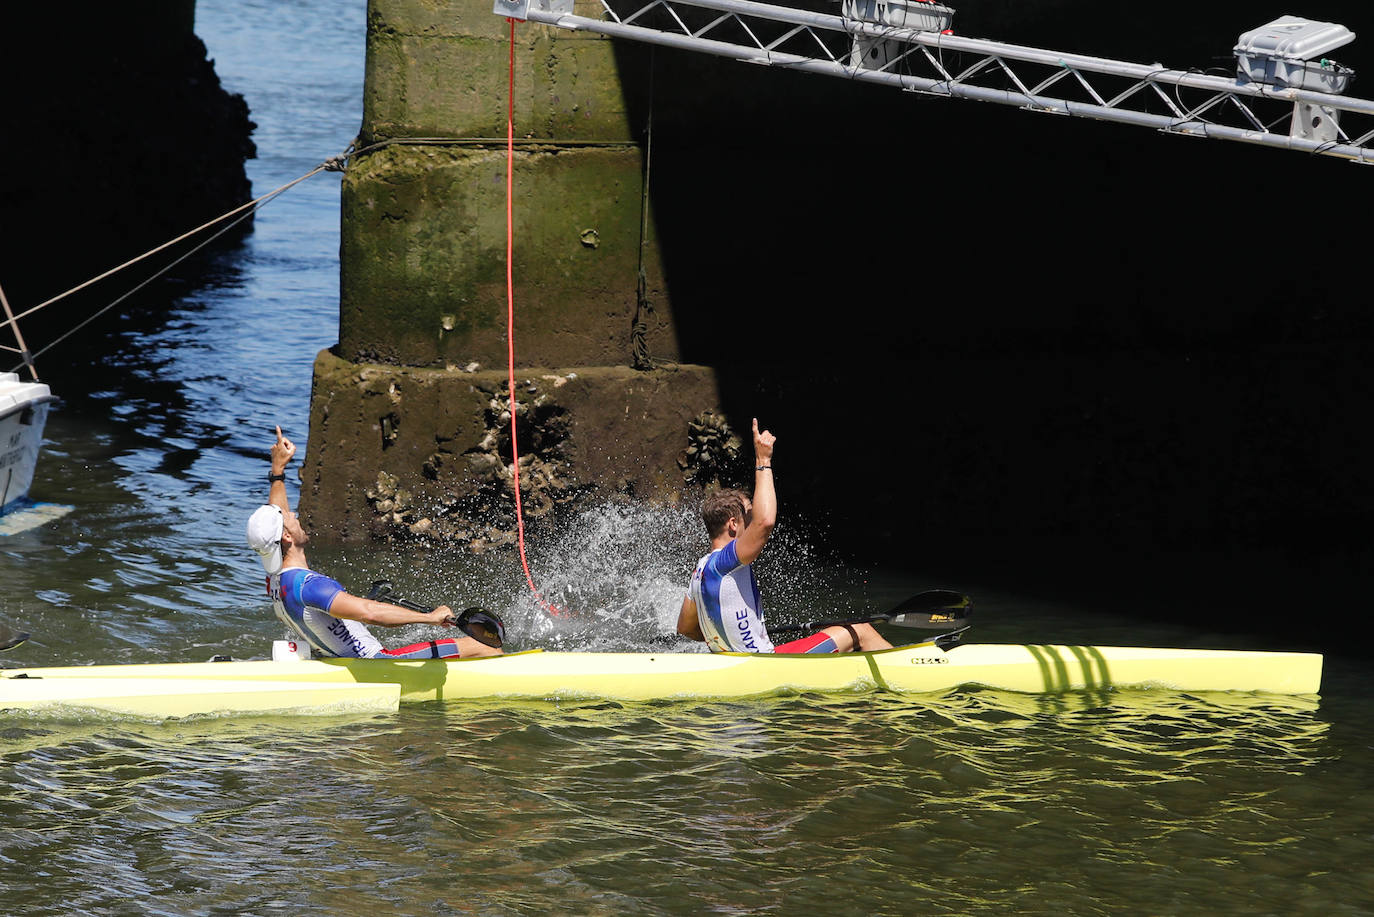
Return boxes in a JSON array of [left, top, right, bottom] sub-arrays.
[[366, 580, 506, 648], [768, 588, 972, 637], [0, 622, 29, 652]]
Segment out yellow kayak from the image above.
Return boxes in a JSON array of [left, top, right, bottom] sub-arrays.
[[0, 640, 1322, 714]]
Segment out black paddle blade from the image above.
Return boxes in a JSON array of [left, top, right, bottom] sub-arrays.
[[0, 624, 29, 652], [366, 580, 394, 601], [456, 607, 505, 648], [890, 589, 971, 617], [882, 590, 972, 630]]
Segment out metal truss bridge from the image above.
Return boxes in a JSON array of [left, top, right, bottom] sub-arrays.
[[493, 0, 1374, 164]]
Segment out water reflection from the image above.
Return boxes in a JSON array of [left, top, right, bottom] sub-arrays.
[[0, 684, 1351, 914], [419, 692, 1333, 913]]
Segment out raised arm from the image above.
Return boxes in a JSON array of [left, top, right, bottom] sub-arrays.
[[733, 418, 776, 566], [268, 425, 295, 513]]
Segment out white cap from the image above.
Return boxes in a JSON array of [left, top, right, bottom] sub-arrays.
[[246, 504, 285, 574]]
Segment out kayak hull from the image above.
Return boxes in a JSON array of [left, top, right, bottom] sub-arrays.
[[1, 642, 1323, 710], [0, 677, 400, 718]]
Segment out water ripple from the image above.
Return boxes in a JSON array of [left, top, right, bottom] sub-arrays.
[[0, 685, 1357, 915]]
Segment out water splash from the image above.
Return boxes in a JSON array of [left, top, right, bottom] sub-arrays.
[[356, 500, 873, 653], [493, 501, 705, 652]]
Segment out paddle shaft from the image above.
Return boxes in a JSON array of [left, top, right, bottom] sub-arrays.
[[366, 581, 505, 648], [366, 582, 450, 619], [768, 617, 874, 637], [768, 590, 971, 637], [389, 595, 441, 616]]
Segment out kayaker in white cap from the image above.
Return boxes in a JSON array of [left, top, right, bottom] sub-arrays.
[[246, 425, 502, 660], [675, 418, 892, 654]]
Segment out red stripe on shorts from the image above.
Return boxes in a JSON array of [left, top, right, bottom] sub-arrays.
[[773, 632, 837, 654]]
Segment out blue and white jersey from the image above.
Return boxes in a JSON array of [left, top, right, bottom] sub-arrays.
[[269, 566, 384, 658], [688, 540, 775, 653]]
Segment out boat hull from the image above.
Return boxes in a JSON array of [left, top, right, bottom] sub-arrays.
[[1, 642, 1323, 709], [0, 372, 53, 516], [0, 676, 400, 718]]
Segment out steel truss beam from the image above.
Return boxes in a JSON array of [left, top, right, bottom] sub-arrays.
[[495, 0, 1374, 164]]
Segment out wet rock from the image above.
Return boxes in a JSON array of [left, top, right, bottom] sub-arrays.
[[361, 381, 589, 549], [679, 409, 745, 487], [367, 471, 398, 501], [380, 412, 400, 447]]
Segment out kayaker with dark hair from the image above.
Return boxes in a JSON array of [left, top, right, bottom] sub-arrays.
[[675, 418, 893, 654], [245, 425, 502, 660]]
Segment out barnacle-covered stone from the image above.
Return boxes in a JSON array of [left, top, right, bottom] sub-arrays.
[[680, 410, 745, 487]]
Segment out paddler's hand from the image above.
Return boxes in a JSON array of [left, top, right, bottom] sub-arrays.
[[430, 605, 457, 627], [271, 424, 297, 471], [752, 418, 775, 465]]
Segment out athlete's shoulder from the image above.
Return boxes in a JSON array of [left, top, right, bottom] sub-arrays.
[[280, 567, 346, 609], [705, 540, 741, 572], [280, 565, 333, 583]]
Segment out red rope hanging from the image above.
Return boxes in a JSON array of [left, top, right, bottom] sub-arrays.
[[505, 17, 564, 617]]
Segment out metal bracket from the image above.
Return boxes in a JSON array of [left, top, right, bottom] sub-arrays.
[[494, 0, 573, 20]]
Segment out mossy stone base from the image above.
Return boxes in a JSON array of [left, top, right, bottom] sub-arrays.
[[340, 145, 670, 368], [363, 0, 639, 142], [300, 349, 720, 544]]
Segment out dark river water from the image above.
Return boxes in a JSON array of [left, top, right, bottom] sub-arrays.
[[2, 2, 1373, 914]]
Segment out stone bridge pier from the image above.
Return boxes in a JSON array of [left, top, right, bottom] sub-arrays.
[[301, 0, 725, 548]]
